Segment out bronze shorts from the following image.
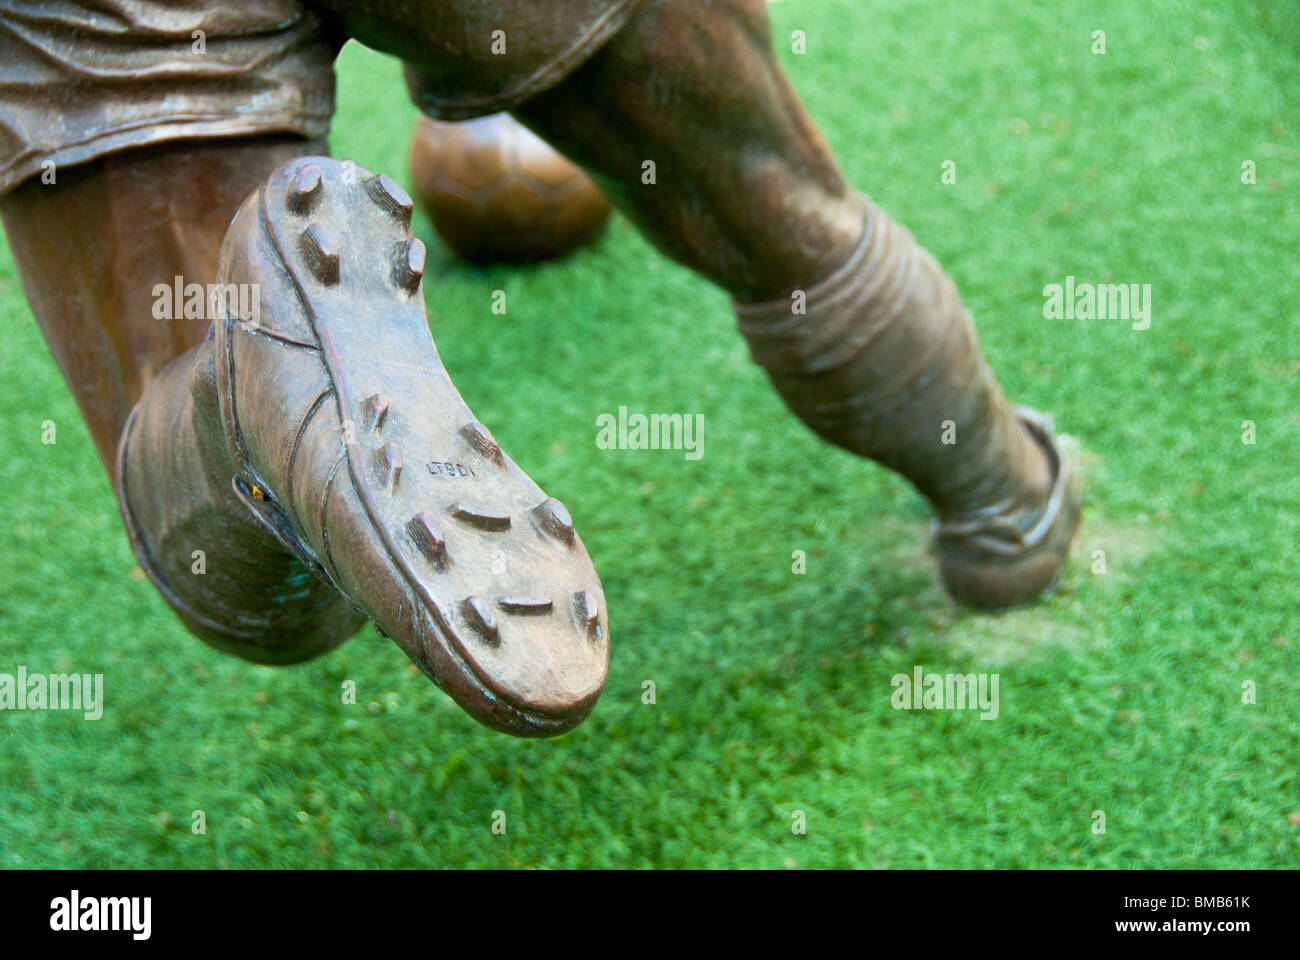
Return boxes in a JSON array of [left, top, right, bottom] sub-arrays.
[[0, 0, 643, 195]]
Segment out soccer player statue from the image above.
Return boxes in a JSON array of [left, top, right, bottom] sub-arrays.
[[0, 0, 1081, 736]]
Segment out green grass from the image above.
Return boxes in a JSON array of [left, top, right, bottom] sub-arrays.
[[0, 0, 1296, 868]]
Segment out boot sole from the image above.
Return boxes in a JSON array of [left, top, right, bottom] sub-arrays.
[[217, 157, 609, 736]]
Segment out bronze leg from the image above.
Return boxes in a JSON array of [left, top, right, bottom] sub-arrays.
[[1, 135, 364, 664], [0, 10, 614, 730], [0, 135, 326, 472], [511, 0, 1080, 607], [518, 0, 863, 303]]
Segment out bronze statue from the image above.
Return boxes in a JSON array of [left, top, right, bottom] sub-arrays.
[[0, 0, 1081, 737]]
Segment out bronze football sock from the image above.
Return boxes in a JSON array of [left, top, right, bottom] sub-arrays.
[[735, 194, 1081, 608]]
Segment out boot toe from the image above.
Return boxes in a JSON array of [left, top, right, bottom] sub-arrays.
[[935, 410, 1083, 611]]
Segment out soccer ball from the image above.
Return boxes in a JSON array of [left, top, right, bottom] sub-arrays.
[[409, 112, 611, 263]]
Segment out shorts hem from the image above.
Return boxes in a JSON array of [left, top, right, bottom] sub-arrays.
[[407, 0, 647, 120], [0, 113, 332, 195]]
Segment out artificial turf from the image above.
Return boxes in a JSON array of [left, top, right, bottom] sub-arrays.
[[0, 0, 1295, 869]]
